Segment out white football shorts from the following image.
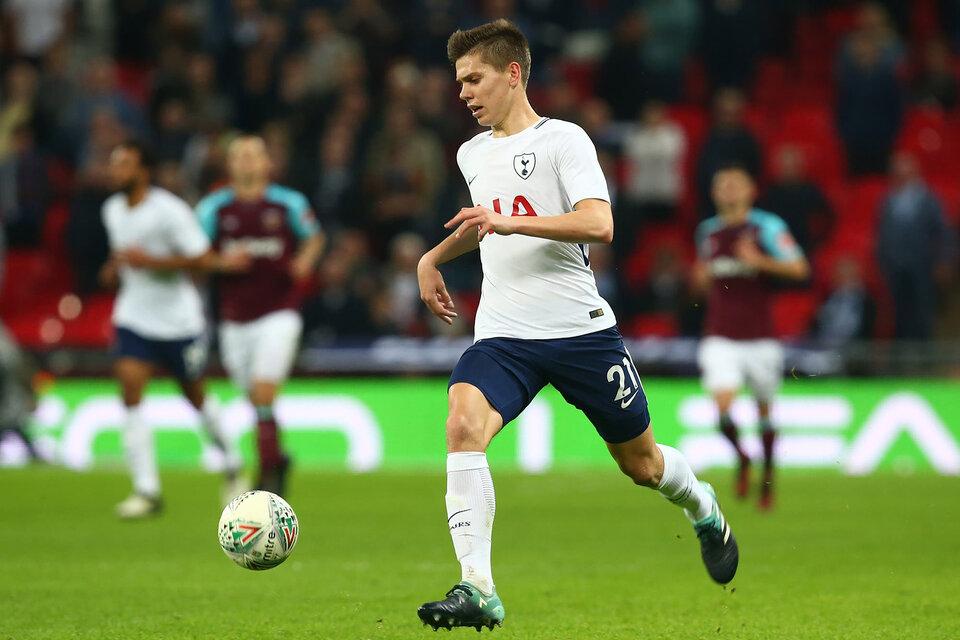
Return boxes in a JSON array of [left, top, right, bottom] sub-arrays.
[[219, 310, 302, 391], [697, 336, 784, 402]]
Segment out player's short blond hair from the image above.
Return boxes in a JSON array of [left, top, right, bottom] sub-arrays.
[[447, 19, 531, 88]]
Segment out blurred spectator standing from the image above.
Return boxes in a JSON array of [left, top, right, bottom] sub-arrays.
[[596, 11, 646, 121], [184, 53, 234, 132], [0, 124, 50, 247], [0, 62, 41, 162], [3, 0, 72, 61], [639, 0, 700, 102], [315, 129, 360, 233], [876, 152, 957, 340], [700, 0, 766, 91], [760, 146, 835, 255], [616, 101, 685, 269], [578, 97, 620, 153], [302, 230, 385, 343], [622, 100, 685, 223], [696, 88, 763, 216], [363, 104, 444, 257], [302, 7, 363, 98], [69, 58, 148, 156], [835, 15, 905, 176], [383, 232, 427, 335], [637, 245, 686, 315], [810, 256, 877, 348], [911, 38, 958, 109], [849, 2, 905, 66]]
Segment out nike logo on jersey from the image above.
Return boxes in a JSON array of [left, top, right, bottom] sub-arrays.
[[467, 174, 478, 185]]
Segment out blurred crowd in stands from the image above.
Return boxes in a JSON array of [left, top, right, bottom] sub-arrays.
[[1, 0, 959, 353]]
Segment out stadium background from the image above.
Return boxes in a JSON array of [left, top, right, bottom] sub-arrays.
[[0, 0, 958, 475]]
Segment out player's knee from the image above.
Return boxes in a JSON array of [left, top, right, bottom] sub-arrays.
[[250, 383, 277, 407], [445, 411, 485, 451], [619, 457, 660, 488]]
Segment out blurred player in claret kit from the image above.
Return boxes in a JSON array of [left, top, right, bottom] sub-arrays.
[[692, 164, 811, 510], [415, 19, 738, 632], [100, 140, 248, 519], [196, 136, 325, 498]]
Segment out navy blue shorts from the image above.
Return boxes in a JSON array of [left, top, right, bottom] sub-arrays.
[[113, 327, 208, 382], [449, 327, 650, 444]]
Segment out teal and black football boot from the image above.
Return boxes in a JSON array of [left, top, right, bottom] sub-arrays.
[[418, 582, 505, 631], [693, 481, 739, 584]]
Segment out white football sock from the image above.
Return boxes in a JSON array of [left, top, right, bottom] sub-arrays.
[[446, 452, 496, 596], [124, 405, 160, 497], [200, 396, 241, 474], [657, 444, 713, 523]]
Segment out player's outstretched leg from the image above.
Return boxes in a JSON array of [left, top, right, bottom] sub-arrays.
[[420, 384, 505, 631], [201, 395, 247, 504], [759, 407, 775, 510], [116, 404, 163, 519], [610, 428, 738, 584], [715, 394, 750, 498], [114, 359, 162, 519], [419, 451, 503, 631], [182, 380, 247, 504], [254, 403, 290, 496]]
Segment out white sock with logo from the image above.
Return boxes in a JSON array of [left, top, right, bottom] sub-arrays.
[[446, 452, 496, 596], [200, 396, 241, 475], [124, 404, 160, 497], [657, 444, 713, 523]]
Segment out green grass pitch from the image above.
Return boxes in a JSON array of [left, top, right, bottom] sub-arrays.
[[1, 468, 958, 639]]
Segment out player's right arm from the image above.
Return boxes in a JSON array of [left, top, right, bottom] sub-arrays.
[[690, 220, 713, 294], [417, 140, 486, 324], [416, 228, 479, 325], [99, 197, 121, 289]]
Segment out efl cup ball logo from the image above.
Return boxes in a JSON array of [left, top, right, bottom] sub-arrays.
[[218, 491, 299, 570]]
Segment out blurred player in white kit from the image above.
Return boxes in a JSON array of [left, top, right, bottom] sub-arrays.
[[100, 140, 248, 518]]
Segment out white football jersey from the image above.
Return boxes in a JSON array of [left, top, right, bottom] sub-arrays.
[[457, 117, 616, 340], [102, 187, 210, 339]]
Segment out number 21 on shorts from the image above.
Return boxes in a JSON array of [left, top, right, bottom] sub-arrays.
[[607, 355, 643, 408]]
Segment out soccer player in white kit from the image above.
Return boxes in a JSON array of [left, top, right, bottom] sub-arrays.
[[416, 20, 738, 631], [99, 141, 248, 518]]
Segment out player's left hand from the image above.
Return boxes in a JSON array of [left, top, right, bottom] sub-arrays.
[[445, 206, 516, 241], [734, 235, 765, 268], [114, 248, 154, 269]]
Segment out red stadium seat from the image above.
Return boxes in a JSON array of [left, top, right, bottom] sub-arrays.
[[895, 107, 953, 178], [59, 293, 115, 348], [772, 291, 818, 338], [621, 222, 694, 290], [0, 250, 58, 314], [928, 179, 960, 223], [625, 312, 679, 338], [765, 105, 846, 185], [752, 59, 789, 109], [845, 177, 888, 225]]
